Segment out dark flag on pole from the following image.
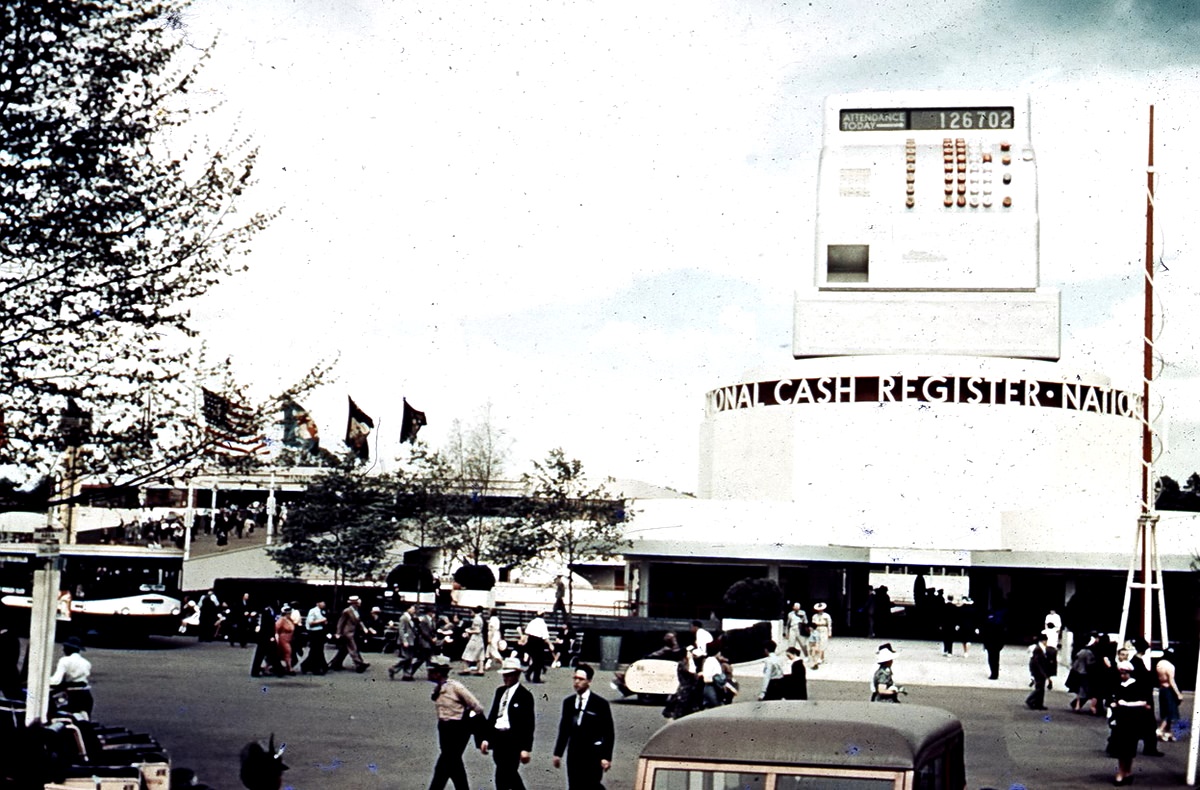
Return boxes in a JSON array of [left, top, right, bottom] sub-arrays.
[[345, 396, 374, 460], [400, 399, 427, 444]]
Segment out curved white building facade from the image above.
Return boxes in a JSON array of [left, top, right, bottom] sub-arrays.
[[697, 355, 1143, 557]]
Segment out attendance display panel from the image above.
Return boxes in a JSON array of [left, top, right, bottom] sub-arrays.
[[815, 92, 1038, 291], [840, 107, 1016, 132]]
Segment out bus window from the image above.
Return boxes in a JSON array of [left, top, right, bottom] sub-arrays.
[[652, 769, 766, 790], [779, 777, 898, 789]]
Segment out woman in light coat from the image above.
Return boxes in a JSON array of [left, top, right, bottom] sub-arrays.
[[458, 607, 486, 675]]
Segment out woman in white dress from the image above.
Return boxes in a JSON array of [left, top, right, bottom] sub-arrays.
[[459, 607, 486, 675], [809, 602, 833, 669], [484, 610, 504, 670]]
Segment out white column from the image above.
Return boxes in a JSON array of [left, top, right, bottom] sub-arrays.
[[1187, 635, 1200, 785], [183, 480, 195, 561], [266, 471, 277, 546], [26, 559, 61, 725]]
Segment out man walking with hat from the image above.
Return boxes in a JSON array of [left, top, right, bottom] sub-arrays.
[[427, 655, 486, 790], [479, 656, 536, 789], [330, 595, 370, 673]]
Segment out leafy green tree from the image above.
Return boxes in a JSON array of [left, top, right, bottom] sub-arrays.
[[441, 405, 514, 567], [394, 442, 465, 550], [1183, 473, 1200, 510], [491, 448, 630, 616], [0, 0, 270, 484], [269, 458, 398, 590], [394, 408, 522, 578], [444, 403, 511, 493], [1155, 475, 1180, 510]]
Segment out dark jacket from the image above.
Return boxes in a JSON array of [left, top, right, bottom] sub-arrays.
[[483, 683, 536, 753], [417, 613, 437, 651], [553, 691, 614, 762], [1131, 654, 1156, 704], [1029, 644, 1052, 681]]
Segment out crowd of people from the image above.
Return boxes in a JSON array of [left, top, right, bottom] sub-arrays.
[[175, 591, 583, 688], [7, 584, 1193, 790], [1050, 630, 1183, 786], [85, 502, 282, 550]]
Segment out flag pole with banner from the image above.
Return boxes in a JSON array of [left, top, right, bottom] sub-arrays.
[[400, 398, 427, 444], [282, 398, 321, 454], [345, 396, 374, 460]]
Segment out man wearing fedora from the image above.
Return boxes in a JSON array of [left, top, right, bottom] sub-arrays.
[[329, 595, 370, 673], [479, 656, 536, 789]]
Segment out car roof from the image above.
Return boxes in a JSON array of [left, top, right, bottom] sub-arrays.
[[639, 701, 962, 770]]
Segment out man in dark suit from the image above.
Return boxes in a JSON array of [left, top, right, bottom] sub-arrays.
[[412, 606, 438, 677], [552, 663, 614, 789], [479, 656, 535, 790]]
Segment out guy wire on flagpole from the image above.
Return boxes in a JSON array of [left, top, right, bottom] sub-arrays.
[[364, 417, 381, 475]]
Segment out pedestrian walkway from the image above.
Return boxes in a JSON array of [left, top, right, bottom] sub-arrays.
[[184, 531, 279, 590], [735, 636, 1050, 692], [186, 524, 269, 559]]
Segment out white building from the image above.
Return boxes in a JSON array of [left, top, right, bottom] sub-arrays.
[[621, 92, 1197, 640]]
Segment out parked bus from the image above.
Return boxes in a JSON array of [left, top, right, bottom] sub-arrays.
[[0, 543, 184, 638], [635, 701, 965, 790]]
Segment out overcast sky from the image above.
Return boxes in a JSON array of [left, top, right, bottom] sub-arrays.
[[179, 0, 1200, 493]]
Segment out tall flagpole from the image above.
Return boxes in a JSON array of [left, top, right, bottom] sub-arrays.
[[1118, 106, 1167, 652]]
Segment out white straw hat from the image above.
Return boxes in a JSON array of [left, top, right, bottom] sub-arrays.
[[498, 656, 524, 675]]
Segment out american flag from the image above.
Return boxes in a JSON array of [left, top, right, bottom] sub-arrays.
[[202, 388, 267, 456]]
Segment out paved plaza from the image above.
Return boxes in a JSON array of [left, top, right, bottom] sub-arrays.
[[59, 634, 1194, 789]]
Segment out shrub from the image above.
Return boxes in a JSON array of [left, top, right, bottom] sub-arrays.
[[719, 621, 774, 664], [721, 577, 786, 620], [453, 564, 497, 590]]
